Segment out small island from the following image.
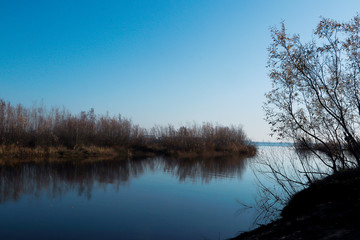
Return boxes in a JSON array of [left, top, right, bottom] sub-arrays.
[[0, 99, 256, 163]]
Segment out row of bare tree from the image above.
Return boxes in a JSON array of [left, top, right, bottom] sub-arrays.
[[0, 99, 253, 154], [0, 99, 141, 148]]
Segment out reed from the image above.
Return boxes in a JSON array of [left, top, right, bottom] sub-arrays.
[[0, 99, 256, 159]]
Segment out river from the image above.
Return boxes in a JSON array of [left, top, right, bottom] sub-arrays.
[[0, 144, 293, 240]]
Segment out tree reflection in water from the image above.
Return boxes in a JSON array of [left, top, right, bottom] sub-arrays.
[[0, 156, 250, 204]]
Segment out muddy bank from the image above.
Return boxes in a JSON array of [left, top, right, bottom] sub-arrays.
[[231, 168, 360, 240]]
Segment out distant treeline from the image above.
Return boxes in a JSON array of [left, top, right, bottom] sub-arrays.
[[0, 99, 256, 158]]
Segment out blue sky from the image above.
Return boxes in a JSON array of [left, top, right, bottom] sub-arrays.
[[1, 0, 359, 141]]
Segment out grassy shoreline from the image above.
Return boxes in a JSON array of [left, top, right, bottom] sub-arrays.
[[0, 143, 257, 164]]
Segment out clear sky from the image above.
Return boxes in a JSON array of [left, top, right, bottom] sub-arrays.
[[1, 0, 359, 141]]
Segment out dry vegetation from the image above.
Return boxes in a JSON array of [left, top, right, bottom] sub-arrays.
[[0, 99, 256, 160]]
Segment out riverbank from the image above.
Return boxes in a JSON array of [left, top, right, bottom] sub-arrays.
[[0, 143, 256, 164], [0, 145, 119, 164], [231, 168, 360, 240]]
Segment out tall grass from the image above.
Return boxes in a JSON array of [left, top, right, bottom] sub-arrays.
[[0, 99, 255, 158]]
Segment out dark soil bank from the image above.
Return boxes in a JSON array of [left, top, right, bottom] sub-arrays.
[[231, 168, 360, 240]]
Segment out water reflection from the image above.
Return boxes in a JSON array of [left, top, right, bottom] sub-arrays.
[[0, 156, 249, 204]]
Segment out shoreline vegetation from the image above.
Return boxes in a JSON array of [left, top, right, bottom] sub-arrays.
[[243, 15, 360, 240], [0, 99, 256, 162]]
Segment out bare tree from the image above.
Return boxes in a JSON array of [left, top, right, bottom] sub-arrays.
[[249, 15, 360, 224], [265, 15, 360, 173]]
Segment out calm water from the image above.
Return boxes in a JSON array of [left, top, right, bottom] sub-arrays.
[[0, 146, 289, 240]]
